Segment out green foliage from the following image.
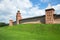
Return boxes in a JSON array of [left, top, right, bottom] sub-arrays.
[[0, 22, 8, 27], [0, 24, 60, 40]]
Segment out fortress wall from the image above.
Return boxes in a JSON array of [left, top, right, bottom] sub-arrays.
[[54, 18, 60, 24], [19, 17, 45, 24], [20, 18, 41, 24], [21, 21, 40, 24]]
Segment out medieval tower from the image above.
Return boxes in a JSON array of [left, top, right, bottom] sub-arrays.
[[45, 3, 55, 24], [16, 10, 22, 24], [9, 20, 13, 26]]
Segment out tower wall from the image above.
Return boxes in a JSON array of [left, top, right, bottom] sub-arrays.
[[9, 20, 13, 26], [45, 8, 55, 24], [16, 11, 22, 24]]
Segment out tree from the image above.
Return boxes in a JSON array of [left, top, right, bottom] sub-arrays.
[[0, 22, 8, 27]]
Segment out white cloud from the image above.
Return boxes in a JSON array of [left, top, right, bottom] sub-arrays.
[[0, 0, 45, 23], [53, 4, 60, 14]]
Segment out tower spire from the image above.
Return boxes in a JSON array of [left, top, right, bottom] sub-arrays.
[[46, 2, 52, 9], [17, 6, 20, 12]]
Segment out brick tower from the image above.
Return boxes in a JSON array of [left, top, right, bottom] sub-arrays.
[[16, 10, 22, 24], [9, 20, 13, 26], [45, 3, 55, 24]]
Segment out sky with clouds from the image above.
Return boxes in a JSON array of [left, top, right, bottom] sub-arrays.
[[0, 0, 60, 23]]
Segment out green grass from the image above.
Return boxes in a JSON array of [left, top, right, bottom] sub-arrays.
[[0, 24, 60, 40]]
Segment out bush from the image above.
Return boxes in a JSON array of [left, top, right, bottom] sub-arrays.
[[0, 22, 8, 27]]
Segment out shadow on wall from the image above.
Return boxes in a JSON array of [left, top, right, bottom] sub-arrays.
[[40, 17, 45, 24]]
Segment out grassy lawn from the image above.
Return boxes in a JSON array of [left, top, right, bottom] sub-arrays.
[[0, 24, 60, 40]]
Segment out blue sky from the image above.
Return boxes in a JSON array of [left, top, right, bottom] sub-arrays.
[[30, 0, 60, 9], [0, 0, 60, 23]]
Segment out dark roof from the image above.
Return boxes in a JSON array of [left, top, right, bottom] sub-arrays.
[[45, 8, 55, 11], [21, 15, 45, 20], [54, 14, 60, 16], [54, 14, 60, 18], [21, 14, 60, 20]]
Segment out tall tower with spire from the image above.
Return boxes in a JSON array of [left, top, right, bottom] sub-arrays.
[[16, 10, 22, 24], [45, 3, 55, 24]]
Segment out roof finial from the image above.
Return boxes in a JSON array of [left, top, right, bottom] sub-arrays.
[[17, 7, 20, 12], [48, 2, 51, 8], [46, 2, 52, 9]]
